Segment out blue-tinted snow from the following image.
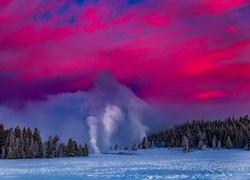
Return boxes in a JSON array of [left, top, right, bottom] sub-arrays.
[[1, 148, 250, 179]]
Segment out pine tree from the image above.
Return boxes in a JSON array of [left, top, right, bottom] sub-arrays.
[[67, 138, 75, 157], [33, 128, 43, 158], [0, 124, 5, 155], [169, 138, 175, 147], [151, 141, 154, 148], [244, 138, 250, 151], [1, 146, 6, 159], [217, 140, 221, 150], [42, 141, 48, 158], [182, 136, 189, 153], [142, 137, 149, 149], [131, 143, 137, 151], [58, 143, 65, 157], [13, 137, 20, 159], [212, 135, 217, 150], [7, 147, 13, 159], [27, 137, 35, 158], [84, 143, 89, 157], [197, 140, 204, 150], [115, 143, 118, 150], [47, 136, 54, 158], [14, 126, 21, 139], [225, 136, 233, 149], [237, 130, 244, 148]]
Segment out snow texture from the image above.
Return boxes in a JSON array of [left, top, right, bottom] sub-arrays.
[[1, 148, 250, 179]]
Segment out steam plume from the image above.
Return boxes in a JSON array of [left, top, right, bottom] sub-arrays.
[[101, 105, 123, 146], [0, 71, 161, 152], [87, 116, 100, 154]]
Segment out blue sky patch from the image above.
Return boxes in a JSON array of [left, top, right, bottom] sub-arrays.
[[128, 0, 143, 5], [69, 16, 77, 24], [42, 11, 51, 20], [58, 3, 70, 15], [76, 0, 84, 5]]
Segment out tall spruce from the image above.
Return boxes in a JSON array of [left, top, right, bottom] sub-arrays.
[[182, 136, 189, 153]]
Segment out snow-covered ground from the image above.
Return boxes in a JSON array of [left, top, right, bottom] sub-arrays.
[[1, 148, 250, 179]]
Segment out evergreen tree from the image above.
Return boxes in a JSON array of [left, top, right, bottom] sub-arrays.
[[84, 143, 89, 157], [182, 136, 189, 153], [27, 137, 35, 158], [7, 146, 13, 159], [77, 145, 83, 157], [14, 126, 21, 139], [42, 141, 48, 158], [67, 138, 75, 157], [244, 138, 250, 151], [151, 141, 154, 148], [47, 136, 54, 158], [225, 136, 233, 149], [0, 124, 5, 155], [237, 130, 244, 148], [1, 146, 5, 159], [33, 128, 43, 158], [115, 143, 119, 150], [197, 140, 204, 150], [142, 137, 149, 149], [131, 143, 138, 151], [217, 140, 221, 150], [212, 135, 217, 150]]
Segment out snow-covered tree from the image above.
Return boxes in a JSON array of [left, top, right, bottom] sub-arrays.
[[84, 143, 89, 157], [42, 141, 47, 158], [197, 140, 205, 150], [212, 135, 217, 150], [27, 137, 35, 158], [1, 146, 5, 159], [244, 138, 250, 151], [182, 136, 189, 153], [67, 138, 75, 157], [142, 137, 149, 149], [7, 147, 13, 159], [115, 143, 118, 150], [0, 124, 5, 149], [225, 136, 233, 149], [131, 143, 138, 151], [33, 128, 43, 158], [216, 140, 221, 150]]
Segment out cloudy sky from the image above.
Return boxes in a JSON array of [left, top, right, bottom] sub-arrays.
[[0, 0, 250, 128]]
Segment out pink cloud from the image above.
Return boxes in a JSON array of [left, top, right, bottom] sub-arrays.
[[0, 0, 249, 112]]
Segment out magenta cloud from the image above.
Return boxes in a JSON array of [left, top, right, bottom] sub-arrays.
[[0, 0, 249, 120]]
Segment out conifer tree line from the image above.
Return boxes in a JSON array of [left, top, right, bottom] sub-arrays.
[[140, 115, 250, 151], [0, 124, 89, 159]]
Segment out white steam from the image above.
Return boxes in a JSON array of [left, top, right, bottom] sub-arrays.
[[0, 71, 157, 153], [129, 108, 148, 141], [102, 105, 123, 146], [87, 116, 100, 154]]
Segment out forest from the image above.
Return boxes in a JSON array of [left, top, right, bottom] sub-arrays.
[[0, 124, 89, 159], [140, 115, 250, 152]]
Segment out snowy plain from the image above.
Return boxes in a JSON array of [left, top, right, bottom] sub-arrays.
[[1, 148, 250, 179]]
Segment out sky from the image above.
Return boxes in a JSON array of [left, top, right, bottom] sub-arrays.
[[0, 0, 250, 142]]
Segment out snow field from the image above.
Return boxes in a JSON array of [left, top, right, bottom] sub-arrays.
[[0, 148, 250, 179]]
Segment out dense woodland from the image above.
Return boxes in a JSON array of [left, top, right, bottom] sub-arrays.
[[0, 124, 89, 159], [140, 115, 250, 152]]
